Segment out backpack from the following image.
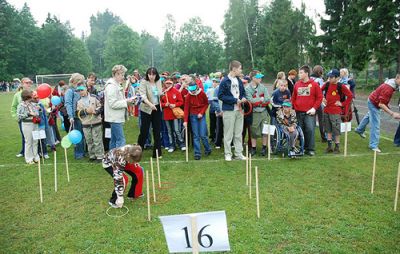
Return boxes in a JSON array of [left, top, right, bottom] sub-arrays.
[[323, 82, 353, 122]]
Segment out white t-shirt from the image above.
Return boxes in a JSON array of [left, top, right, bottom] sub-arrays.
[[228, 75, 240, 111]]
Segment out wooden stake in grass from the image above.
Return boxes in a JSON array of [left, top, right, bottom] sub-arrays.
[[38, 156, 43, 203], [54, 150, 57, 192], [249, 154, 252, 199], [185, 127, 189, 162], [39, 140, 45, 165], [255, 166, 260, 218], [190, 215, 199, 254], [267, 131, 271, 161], [246, 145, 249, 186], [394, 162, 400, 211], [64, 148, 70, 182], [344, 126, 348, 157], [146, 170, 151, 221], [371, 150, 377, 194], [150, 157, 156, 203], [156, 149, 161, 188]]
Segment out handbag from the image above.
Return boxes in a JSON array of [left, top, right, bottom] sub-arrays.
[[165, 91, 184, 119]]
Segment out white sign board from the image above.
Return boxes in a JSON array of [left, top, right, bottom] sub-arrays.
[[159, 211, 230, 253], [262, 124, 276, 135], [340, 122, 351, 133], [32, 130, 46, 140], [105, 128, 111, 138]]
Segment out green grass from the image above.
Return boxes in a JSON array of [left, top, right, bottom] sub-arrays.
[[0, 92, 399, 253]]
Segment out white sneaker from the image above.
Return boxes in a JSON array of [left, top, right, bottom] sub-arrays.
[[371, 147, 381, 153], [215, 146, 221, 149], [168, 148, 174, 153], [235, 154, 247, 160], [225, 154, 232, 161], [16, 153, 23, 158], [44, 154, 50, 159], [181, 147, 186, 151]]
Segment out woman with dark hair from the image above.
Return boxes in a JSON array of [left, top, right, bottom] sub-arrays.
[[138, 67, 163, 158]]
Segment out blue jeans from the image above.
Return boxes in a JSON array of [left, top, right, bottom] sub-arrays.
[[109, 122, 126, 150], [356, 100, 381, 149], [190, 114, 211, 157], [18, 121, 25, 155], [394, 122, 400, 146], [296, 112, 316, 152], [72, 118, 85, 159]]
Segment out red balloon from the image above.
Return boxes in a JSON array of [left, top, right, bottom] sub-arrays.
[[37, 83, 52, 99]]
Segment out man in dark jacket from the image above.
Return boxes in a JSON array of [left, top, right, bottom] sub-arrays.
[[218, 60, 247, 161]]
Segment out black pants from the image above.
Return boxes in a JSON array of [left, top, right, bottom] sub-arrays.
[[102, 120, 111, 152], [209, 111, 216, 141], [104, 166, 138, 203], [215, 116, 223, 147], [138, 105, 162, 158]]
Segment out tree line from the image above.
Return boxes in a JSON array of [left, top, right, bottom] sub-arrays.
[[0, 0, 398, 82]]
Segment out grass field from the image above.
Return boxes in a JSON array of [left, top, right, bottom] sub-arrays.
[[0, 92, 399, 253]]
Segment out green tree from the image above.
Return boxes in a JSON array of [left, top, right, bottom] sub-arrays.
[[161, 14, 178, 72], [63, 37, 92, 75], [175, 17, 223, 74], [103, 24, 142, 76], [86, 10, 122, 74], [140, 31, 163, 71]]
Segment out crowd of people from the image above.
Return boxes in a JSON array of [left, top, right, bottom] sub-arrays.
[[10, 61, 400, 208]]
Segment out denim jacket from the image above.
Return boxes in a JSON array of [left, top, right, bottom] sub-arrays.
[[217, 76, 245, 111], [64, 86, 81, 120]]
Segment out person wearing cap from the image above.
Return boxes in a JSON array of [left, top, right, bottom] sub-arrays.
[[355, 74, 400, 152], [161, 77, 185, 152], [218, 60, 247, 161], [292, 65, 323, 156], [276, 101, 299, 152], [245, 71, 271, 156], [183, 81, 211, 160], [76, 85, 104, 162], [11, 77, 32, 158], [321, 69, 353, 153]]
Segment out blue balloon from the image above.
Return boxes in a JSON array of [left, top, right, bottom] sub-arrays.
[[51, 96, 62, 106], [61, 123, 65, 131], [68, 130, 83, 144]]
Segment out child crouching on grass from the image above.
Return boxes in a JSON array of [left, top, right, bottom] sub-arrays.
[[102, 144, 143, 208]]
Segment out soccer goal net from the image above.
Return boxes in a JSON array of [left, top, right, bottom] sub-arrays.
[[35, 74, 73, 87]]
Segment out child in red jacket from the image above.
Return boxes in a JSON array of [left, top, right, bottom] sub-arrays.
[[183, 82, 211, 160], [161, 77, 185, 152]]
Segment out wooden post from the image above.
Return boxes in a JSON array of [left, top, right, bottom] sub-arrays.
[[150, 157, 156, 202], [246, 145, 249, 186], [39, 140, 45, 164], [190, 215, 199, 254], [255, 166, 260, 218], [64, 148, 70, 182], [146, 171, 151, 221], [185, 127, 189, 162], [267, 131, 271, 161], [249, 154, 252, 199], [156, 149, 161, 188], [54, 150, 57, 192], [371, 150, 377, 194], [38, 156, 43, 203], [394, 162, 400, 211], [344, 126, 348, 157]]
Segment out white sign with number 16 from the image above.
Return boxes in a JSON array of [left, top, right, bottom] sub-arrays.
[[159, 211, 230, 253]]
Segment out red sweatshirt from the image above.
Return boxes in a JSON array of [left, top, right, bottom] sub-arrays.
[[321, 82, 353, 114], [292, 79, 323, 112], [184, 89, 209, 123], [161, 87, 183, 121], [369, 83, 396, 109]]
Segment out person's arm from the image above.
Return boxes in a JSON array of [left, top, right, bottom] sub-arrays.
[[339, 85, 353, 108], [175, 91, 184, 107], [199, 92, 209, 115], [64, 89, 74, 120], [312, 84, 323, 110], [10, 92, 20, 121]]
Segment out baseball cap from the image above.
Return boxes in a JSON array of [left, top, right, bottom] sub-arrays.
[[255, 73, 264, 79], [282, 101, 292, 107], [327, 69, 340, 78], [76, 85, 87, 91]]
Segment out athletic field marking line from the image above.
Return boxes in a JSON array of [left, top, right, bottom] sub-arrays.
[[2, 151, 400, 167]]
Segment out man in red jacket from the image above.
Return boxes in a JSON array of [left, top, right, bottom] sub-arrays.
[[355, 74, 400, 152], [292, 65, 323, 156], [183, 82, 211, 160], [321, 69, 353, 153]]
